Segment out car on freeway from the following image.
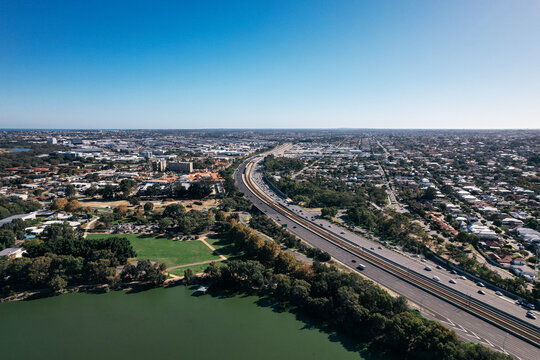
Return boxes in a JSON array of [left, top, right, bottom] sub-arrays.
[[449, 279, 457, 284], [476, 282, 485, 287], [340, 231, 345, 234], [356, 264, 366, 270], [436, 265, 442, 270], [424, 266, 432, 271], [478, 290, 486, 295], [370, 247, 375, 250], [527, 303, 536, 310], [495, 291, 503, 296], [292, 226, 296, 229], [351, 259, 356, 263], [460, 276, 467, 280], [413, 254, 420, 258], [450, 270, 457, 275], [432, 276, 440, 282], [378, 246, 382, 249], [526, 311, 537, 320], [421, 258, 426, 262]]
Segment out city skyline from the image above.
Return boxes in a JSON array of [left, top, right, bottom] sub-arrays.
[[1, 1, 539, 129]]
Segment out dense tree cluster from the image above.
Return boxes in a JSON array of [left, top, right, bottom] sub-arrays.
[[248, 213, 331, 261], [120, 260, 166, 285], [249, 214, 299, 248], [0, 218, 39, 250], [0, 223, 137, 296], [208, 219, 510, 360], [273, 175, 388, 208], [219, 194, 252, 212], [139, 180, 213, 199], [0, 196, 41, 220], [0, 144, 66, 170], [348, 205, 430, 254], [157, 203, 214, 234], [264, 155, 305, 174], [216, 167, 253, 212]]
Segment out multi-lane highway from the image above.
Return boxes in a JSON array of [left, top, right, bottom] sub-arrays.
[[235, 147, 540, 360]]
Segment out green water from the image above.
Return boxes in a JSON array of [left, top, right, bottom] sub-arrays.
[[0, 287, 370, 360]]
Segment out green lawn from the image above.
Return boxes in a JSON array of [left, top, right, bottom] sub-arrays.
[[168, 262, 220, 276], [86, 233, 221, 268], [205, 236, 243, 259]]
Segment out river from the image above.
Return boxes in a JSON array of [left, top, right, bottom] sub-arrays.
[[0, 286, 370, 360]]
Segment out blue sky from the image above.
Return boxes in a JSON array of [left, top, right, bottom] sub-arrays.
[[1, 0, 539, 129]]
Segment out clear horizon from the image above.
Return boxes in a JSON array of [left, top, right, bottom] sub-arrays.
[[1, 1, 539, 129]]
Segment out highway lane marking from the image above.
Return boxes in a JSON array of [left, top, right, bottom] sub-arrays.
[[439, 317, 525, 357]]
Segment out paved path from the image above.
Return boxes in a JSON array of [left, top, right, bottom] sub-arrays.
[[166, 258, 226, 271], [200, 238, 227, 260], [83, 217, 99, 238], [165, 237, 227, 272]]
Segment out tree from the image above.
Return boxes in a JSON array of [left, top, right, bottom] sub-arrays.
[[274, 252, 298, 274], [215, 210, 226, 222], [162, 203, 185, 219], [422, 187, 437, 201], [184, 268, 195, 284], [321, 207, 337, 219], [259, 241, 280, 264], [49, 275, 67, 293], [187, 180, 213, 198], [99, 185, 118, 200], [42, 222, 78, 242], [64, 185, 76, 197], [0, 229, 16, 250], [119, 179, 137, 197], [157, 217, 174, 232], [51, 198, 68, 211], [114, 204, 128, 216], [143, 202, 154, 212], [65, 199, 81, 213]]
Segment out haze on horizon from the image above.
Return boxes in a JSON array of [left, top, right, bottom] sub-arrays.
[[1, 1, 539, 130]]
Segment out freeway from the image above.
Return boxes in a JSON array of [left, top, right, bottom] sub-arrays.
[[235, 148, 540, 360]]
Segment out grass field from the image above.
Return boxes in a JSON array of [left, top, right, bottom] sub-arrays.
[[204, 236, 243, 259], [168, 262, 220, 276], [86, 233, 222, 268]]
